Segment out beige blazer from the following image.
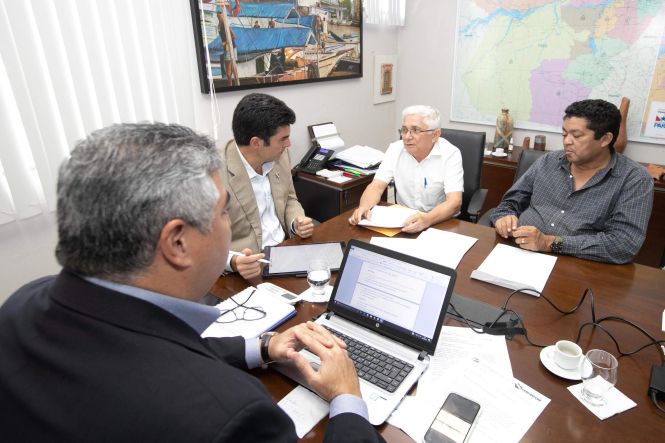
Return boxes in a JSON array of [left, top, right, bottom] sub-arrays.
[[220, 140, 305, 253]]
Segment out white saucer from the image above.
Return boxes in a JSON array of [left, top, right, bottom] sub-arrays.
[[492, 152, 508, 157], [540, 345, 582, 380], [483, 150, 493, 156]]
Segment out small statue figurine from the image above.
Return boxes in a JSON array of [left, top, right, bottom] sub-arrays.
[[494, 108, 513, 150]]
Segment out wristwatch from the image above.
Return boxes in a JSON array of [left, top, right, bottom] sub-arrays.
[[550, 236, 563, 254], [259, 331, 278, 365]]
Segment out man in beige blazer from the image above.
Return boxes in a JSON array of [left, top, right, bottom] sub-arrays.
[[221, 93, 314, 279]]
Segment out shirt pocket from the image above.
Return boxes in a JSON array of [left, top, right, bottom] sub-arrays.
[[421, 176, 446, 209]]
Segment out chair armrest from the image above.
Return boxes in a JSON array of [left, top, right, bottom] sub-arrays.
[[477, 209, 494, 227], [466, 189, 488, 223]]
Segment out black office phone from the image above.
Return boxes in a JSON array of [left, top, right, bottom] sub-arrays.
[[298, 142, 334, 174]]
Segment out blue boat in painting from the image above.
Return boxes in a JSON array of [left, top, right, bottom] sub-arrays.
[[198, 0, 361, 86]]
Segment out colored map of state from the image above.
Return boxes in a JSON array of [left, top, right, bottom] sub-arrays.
[[452, 0, 665, 143]]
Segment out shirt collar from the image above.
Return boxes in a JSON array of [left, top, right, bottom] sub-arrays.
[[82, 276, 220, 334], [557, 149, 619, 176], [404, 138, 442, 161], [237, 145, 273, 178]]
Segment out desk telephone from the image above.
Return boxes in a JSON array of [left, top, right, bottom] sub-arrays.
[[298, 142, 334, 174]]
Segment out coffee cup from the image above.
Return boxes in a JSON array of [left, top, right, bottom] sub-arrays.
[[553, 340, 582, 370], [494, 147, 505, 155]]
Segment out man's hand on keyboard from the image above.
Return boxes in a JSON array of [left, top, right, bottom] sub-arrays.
[[287, 321, 361, 401], [270, 321, 344, 362]]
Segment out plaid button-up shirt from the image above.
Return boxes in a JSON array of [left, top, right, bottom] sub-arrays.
[[490, 151, 653, 264]]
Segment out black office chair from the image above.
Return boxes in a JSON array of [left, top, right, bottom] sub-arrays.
[[477, 149, 547, 226], [440, 128, 488, 223]]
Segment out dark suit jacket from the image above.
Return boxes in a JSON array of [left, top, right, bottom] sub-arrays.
[[0, 271, 383, 443]]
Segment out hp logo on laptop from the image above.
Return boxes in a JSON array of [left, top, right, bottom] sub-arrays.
[[375, 323, 379, 328]]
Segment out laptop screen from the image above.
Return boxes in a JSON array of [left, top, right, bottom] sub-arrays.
[[328, 239, 456, 355]]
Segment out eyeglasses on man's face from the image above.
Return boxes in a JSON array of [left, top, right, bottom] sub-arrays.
[[398, 127, 436, 137]]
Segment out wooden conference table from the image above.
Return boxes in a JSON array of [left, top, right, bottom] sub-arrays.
[[209, 211, 665, 442]]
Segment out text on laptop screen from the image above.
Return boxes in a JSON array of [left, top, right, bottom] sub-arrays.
[[332, 245, 451, 343]]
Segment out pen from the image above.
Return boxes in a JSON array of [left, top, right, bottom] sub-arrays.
[[343, 172, 357, 178], [229, 250, 271, 264], [343, 168, 361, 175], [423, 177, 428, 189]]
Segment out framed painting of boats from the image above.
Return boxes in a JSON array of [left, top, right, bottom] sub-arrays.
[[189, 0, 363, 93]]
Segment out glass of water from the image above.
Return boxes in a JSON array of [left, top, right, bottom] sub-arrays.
[[307, 259, 331, 297], [579, 349, 618, 406]]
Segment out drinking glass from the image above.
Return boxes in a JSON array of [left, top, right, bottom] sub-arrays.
[[579, 349, 618, 406], [307, 259, 331, 297]]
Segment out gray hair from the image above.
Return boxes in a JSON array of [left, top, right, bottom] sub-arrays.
[[401, 105, 441, 130], [55, 122, 222, 281]]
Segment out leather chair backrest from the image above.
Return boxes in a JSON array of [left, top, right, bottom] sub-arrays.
[[439, 128, 486, 219], [514, 149, 547, 183]]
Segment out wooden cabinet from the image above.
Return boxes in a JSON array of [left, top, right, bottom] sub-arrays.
[[480, 148, 665, 268], [292, 171, 377, 223]]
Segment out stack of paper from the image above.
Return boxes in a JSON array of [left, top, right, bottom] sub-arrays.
[[470, 244, 557, 294], [201, 287, 296, 339], [334, 145, 384, 169]]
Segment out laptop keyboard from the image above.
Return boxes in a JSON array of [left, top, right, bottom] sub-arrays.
[[323, 326, 414, 393]]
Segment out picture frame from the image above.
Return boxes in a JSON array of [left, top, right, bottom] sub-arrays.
[[189, 0, 363, 94], [373, 54, 396, 104]]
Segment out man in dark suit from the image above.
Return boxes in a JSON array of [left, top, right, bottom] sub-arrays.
[[0, 123, 383, 442]]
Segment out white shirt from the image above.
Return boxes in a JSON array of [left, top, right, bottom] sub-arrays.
[[375, 138, 464, 212]]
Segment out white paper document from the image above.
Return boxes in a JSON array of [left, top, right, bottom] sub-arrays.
[[470, 243, 557, 294], [422, 326, 513, 384], [371, 228, 477, 269], [318, 135, 345, 150], [328, 175, 352, 184], [389, 357, 549, 443], [567, 383, 636, 420], [358, 205, 418, 228], [312, 123, 338, 138], [334, 144, 385, 168], [278, 386, 329, 438], [201, 287, 295, 339]]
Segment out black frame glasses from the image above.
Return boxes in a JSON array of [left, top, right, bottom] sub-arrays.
[[215, 289, 266, 324]]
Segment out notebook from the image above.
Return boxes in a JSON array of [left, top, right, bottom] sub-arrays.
[[200, 287, 296, 339], [274, 239, 456, 425]]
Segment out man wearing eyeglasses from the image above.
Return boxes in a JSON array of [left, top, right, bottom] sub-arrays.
[[0, 123, 383, 442], [349, 105, 464, 232]]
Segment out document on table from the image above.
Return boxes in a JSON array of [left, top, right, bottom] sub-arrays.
[[389, 353, 549, 443], [470, 243, 557, 294], [422, 326, 513, 385], [370, 228, 477, 269], [357, 205, 418, 228], [278, 386, 329, 438]]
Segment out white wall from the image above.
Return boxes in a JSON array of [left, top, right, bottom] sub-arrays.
[[0, 7, 398, 304], [396, 0, 665, 164]]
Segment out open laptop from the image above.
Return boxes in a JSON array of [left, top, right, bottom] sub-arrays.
[[275, 239, 456, 425]]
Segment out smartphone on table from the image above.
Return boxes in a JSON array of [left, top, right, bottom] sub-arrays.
[[423, 392, 481, 443]]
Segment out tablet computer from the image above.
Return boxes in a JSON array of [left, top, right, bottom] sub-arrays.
[[262, 241, 346, 277]]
